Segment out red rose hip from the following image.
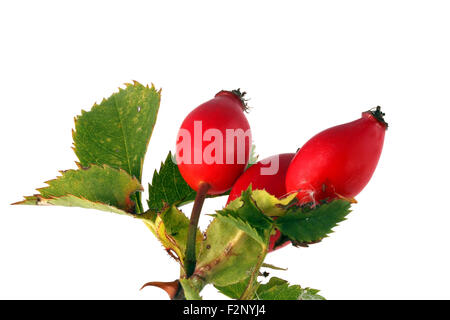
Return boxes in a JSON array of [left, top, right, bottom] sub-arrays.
[[285, 107, 387, 205], [176, 90, 252, 195], [227, 153, 295, 251], [176, 89, 252, 278], [227, 153, 295, 203]]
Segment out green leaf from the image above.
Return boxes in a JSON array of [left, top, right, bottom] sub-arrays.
[[275, 199, 352, 243], [217, 187, 273, 236], [256, 277, 325, 300], [298, 288, 326, 300], [214, 214, 267, 245], [147, 152, 197, 212], [215, 278, 250, 300], [256, 277, 300, 300], [152, 205, 202, 266], [214, 189, 297, 252], [195, 218, 265, 287], [195, 188, 279, 287], [72, 81, 161, 183], [250, 190, 297, 217], [14, 165, 143, 214], [216, 277, 324, 300]]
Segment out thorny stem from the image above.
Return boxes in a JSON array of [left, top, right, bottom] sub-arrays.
[[184, 182, 210, 278]]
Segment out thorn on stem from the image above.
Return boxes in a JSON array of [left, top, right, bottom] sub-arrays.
[[140, 280, 180, 299]]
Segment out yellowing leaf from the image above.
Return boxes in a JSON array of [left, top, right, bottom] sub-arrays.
[[152, 206, 202, 268], [14, 165, 142, 214]]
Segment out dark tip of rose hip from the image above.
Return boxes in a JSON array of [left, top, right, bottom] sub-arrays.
[[216, 89, 249, 112], [369, 106, 388, 129], [231, 88, 250, 112]]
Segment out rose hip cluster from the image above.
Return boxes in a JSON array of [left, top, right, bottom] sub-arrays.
[[176, 89, 387, 253]]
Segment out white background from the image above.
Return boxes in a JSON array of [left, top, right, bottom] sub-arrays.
[[1, 0, 449, 300]]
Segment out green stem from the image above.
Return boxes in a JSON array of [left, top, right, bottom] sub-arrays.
[[239, 248, 267, 300], [239, 225, 274, 300], [137, 194, 144, 214], [184, 182, 210, 278]]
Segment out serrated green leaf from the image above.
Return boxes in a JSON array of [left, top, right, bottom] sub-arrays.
[[275, 200, 351, 243], [214, 214, 266, 245], [250, 190, 297, 217], [153, 205, 202, 267], [219, 187, 273, 231], [298, 288, 326, 300], [214, 188, 274, 245], [14, 165, 143, 214], [73, 81, 160, 183], [256, 277, 324, 300], [215, 278, 250, 300], [27, 194, 134, 216], [216, 276, 324, 300], [256, 277, 301, 300], [147, 152, 197, 212]]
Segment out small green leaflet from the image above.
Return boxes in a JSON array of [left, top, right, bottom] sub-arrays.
[[152, 205, 203, 265], [215, 187, 273, 244], [216, 277, 324, 300], [298, 288, 326, 300], [275, 199, 352, 243], [256, 277, 325, 300], [214, 214, 267, 245], [14, 165, 143, 214], [213, 188, 298, 245], [215, 278, 250, 300], [249, 190, 297, 217], [147, 152, 197, 212]]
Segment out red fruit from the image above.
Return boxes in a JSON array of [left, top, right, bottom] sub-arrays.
[[227, 153, 295, 252], [285, 107, 387, 205], [176, 90, 252, 195], [227, 153, 295, 203]]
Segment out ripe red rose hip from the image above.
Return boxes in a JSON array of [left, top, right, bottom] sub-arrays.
[[227, 153, 295, 251], [176, 90, 252, 195], [285, 107, 387, 205], [227, 153, 295, 203]]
